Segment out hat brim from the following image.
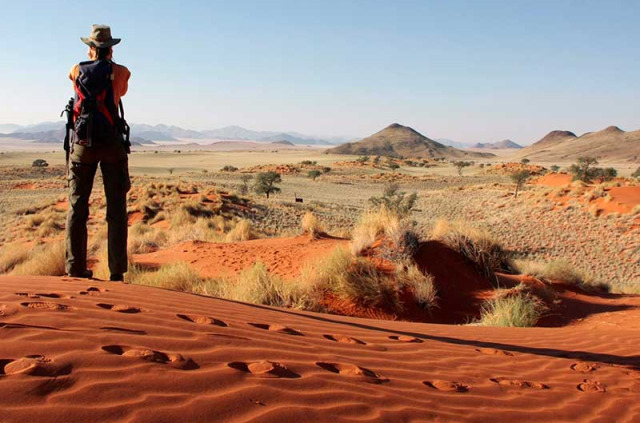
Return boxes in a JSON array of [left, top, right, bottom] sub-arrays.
[[81, 37, 121, 48]]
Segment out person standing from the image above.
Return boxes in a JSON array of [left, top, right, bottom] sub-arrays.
[[65, 25, 131, 282]]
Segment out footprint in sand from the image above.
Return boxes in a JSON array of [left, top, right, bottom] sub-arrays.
[[97, 303, 142, 313], [571, 362, 600, 373], [490, 377, 549, 390], [177, 313, 227, 327], [0, 355, 71, 377], [475, 348, 515, 357], [324, 334, 366, 345], [21, 302, 72, 311], [249, 323, 303, 336], [423, 380, 469, 393], [577, 379, 606, 393], [315, 362, 388, 384], [79, 287, 106, 296], [389, 335, 423, 344], [101, 345, 198, 370], [228, 360, 300, 378]]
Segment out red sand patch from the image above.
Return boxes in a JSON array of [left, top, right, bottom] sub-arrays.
[[127, 211, 144, 226], [534, 173, 573, 187], [135, 234, 348, 280]]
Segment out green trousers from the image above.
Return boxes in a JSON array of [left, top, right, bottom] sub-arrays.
[[65, 142, 130, 276]]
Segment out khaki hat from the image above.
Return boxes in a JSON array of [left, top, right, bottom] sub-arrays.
[[81, 24, 121, 48]]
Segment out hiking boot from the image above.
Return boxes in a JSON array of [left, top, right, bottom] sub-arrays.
[[68, 269, 93, 279], [109, 273, 124, 282]]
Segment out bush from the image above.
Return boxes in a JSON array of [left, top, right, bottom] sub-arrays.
[[221, 165, 238, 172], [388, 162, 400, 171], [632, 167, 640, 179], [11, 242, 66, 276], [209, 262, 319, 309], [368, 184, 418, 218], [300, 160, 317, 165], [350, 206, 398, 255], [0, 243, 31, 274], [478, 291, 545, 327], [307, 169, 322, 180], [514, 259, 607, 291], [550, 165, 560, 172], [301, 211, 323, 237], [309, 248, 400, 310], [32, 159, 49, 167], [134, 262, 202, 292], [432, 219, 516, 283], [397, 265, 437, 310], [225, 219, 254, 242]]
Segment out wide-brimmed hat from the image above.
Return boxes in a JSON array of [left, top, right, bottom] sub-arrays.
[[81, 24, 121, 48]]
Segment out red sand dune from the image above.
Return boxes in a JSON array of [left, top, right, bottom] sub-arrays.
[[534, 173, 573, 187], [1, 276, 639, 423], [594, 186, 640, 215], [135, 234, 349, 280]]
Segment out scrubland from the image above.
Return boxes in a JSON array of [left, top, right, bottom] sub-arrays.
[[1, 150, 639, 327]]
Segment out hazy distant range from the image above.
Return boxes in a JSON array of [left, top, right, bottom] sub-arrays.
[[0, 122, 354, 147]]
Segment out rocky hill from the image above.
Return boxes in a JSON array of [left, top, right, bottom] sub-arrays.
[[518, 126, 640, 162], [327, 124, 494, 159]]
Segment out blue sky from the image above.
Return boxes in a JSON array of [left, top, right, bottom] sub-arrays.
[[0, 0, 638, 144]]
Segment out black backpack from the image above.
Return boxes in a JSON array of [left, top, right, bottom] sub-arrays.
[[72, 59, 129, 147]]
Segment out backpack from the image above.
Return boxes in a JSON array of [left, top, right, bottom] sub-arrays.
[[72, 59, 129, 147]]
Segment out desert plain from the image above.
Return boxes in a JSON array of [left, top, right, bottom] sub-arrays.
[[1, 134, 639, 422]]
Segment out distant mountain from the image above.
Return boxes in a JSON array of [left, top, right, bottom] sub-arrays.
[[0, 122, 342, 146], [12, 121, 65, 133], [435, 138, 472, 149], [517, 126, 640, 162], [327, 123, 494, 159], [0, 124, 21, 133], [271, 140, 295, 146], [0, 128, 66, 143], [472, 140, 523, 149], [200, 126, 337, 145]]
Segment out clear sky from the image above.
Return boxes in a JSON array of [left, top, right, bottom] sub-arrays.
[[0, 0, 638, 144]]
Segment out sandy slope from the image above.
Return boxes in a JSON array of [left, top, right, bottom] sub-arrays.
[[1, 276, 639, 423], [134, 235, 349, 280]]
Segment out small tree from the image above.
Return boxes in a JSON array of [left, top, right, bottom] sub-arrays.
[[368, 183, 418, 218], [511, 170, 531, 198], [550, 165, 560, 173], [453, 161, 472, 175], [239, 174, 252, 195], [168, 168, 175, 175], [592, 167, 617, 182], [307, 169, 322, 181], [569, 156, 598, 182], [520, 158, 531, 164], [254, 171, 281, 199]]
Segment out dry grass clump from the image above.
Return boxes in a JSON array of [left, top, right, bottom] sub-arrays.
[[478, 289, 545, 327], [11, 241, 66, 276], [206, 262, 320, 309], [350, 206, 398, 255], [0, 243, 31, 274], [308, 247, 400, 310], [132, 262, 202, 292], [514, 259, 607, 291], [128, 223, 168, 254], [225, 219, 254, 242], [432, 219, 515, 283], [397, 265, 437, 310], [301, 211, 323, 238]]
